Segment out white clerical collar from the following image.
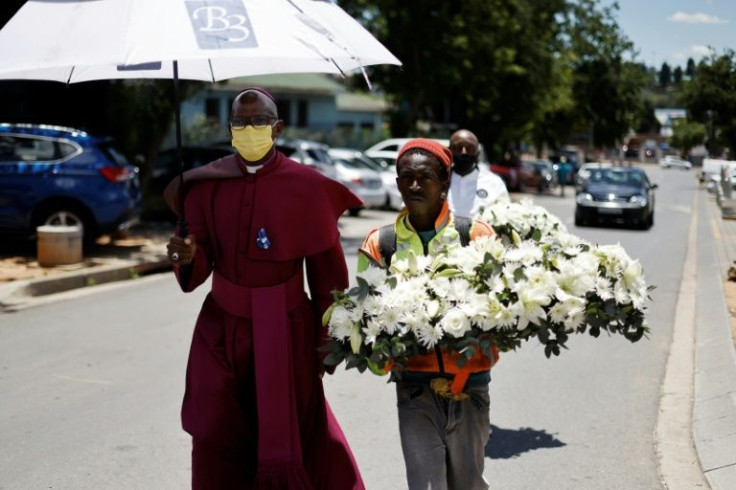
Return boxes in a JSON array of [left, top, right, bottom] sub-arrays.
[[242, 150, 276, 173]]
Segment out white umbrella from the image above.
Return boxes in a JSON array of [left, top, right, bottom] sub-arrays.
[[0, 0, 400, 230], [0, 0, 399, 82]]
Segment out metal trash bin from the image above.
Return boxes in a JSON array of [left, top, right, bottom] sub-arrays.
[[37, 225, 83, 267]]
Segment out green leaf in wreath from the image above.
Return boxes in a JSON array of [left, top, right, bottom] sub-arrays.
[[324, 351, 345, 366]]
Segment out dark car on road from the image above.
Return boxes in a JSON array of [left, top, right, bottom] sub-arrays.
[[145, 145, 234, 220], [521, 160, 556, 193], [575, 167, 657, 229], [0, 123, 141, 241]]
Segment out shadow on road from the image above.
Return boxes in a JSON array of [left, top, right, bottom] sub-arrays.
[[485, 424, 565, 459]]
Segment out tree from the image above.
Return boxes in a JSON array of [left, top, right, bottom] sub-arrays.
[[659, 62, 671, 88], [670, 119, 706, 158], [673, 66, 683, 85], [682, 50, 736, 156], [686, 57, 697, 79], [340, 0, 643, 156]]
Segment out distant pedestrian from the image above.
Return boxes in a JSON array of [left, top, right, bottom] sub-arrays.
[[447, 129, 509, 217], [164, 87, 365, 489]]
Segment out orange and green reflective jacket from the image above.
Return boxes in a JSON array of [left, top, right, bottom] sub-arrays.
[[357, 201, 500, 395]]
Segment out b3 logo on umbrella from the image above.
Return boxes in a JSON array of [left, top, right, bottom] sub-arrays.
[[186, 1, 259, 49]]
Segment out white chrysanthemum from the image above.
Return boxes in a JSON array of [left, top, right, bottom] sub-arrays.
[[377, 307, 402, 335], [439, 307, 472, 338], [362, 318, 383, 346], [548, 302, 567, 325], [358, 267, 388, 288], [446, 278, 474, 302], [485, 274, 506, 294], [613, 283, 630, 304], [328, 306, 355, 340], [595, 277, 614, 301], [524, 265, 558, 297], [494, 304, 518, 329], [461, 293, 491, 324], [563, 305, 585, 331], [504, 241, 544, 266], [430, 276, 453, 299], [361, 293, 384, 316], [555, 259, 596, 297], [450, 245, 485, 274], [415, 323, 444, 348]]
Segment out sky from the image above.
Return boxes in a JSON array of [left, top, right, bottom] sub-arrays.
[[603, 0, 736, 68]]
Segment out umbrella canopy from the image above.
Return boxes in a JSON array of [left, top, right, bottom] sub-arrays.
[[0, 0, 400, 235], [0, 0, 400, 83]]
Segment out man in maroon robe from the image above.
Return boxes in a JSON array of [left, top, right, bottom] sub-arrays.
[[164, 88, 364, 489]]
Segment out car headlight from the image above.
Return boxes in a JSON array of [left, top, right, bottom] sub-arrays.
[[576, 193, 593, 204], [629, 195, 647, 206]]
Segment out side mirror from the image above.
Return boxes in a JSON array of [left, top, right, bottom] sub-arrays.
[[650, 183, 659, 190]]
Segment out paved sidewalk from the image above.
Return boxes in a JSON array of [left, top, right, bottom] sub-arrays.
[[0, 222, 173, 311], [693, 190, 736, 489]]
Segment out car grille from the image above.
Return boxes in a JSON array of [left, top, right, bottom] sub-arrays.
[[591, 195, 630, 203]]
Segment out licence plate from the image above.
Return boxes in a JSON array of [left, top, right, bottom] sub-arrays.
[[598, 207, 623, 215]]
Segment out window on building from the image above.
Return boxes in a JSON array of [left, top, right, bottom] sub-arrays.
[[205, 98, 220, 120], [360, 122, 375, 131], [297, 100, 308, 128]]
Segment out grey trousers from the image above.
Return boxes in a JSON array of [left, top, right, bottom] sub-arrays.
[[396, 381, 491, 490]]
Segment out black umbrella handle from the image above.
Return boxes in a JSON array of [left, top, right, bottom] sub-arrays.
[[173, 60, 189, 239]]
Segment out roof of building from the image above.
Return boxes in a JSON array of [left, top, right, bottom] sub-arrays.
[[336, 93, 387, 113], [215, 73, 347, 95]]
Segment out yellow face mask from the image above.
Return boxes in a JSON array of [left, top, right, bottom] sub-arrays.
[[231, 126, 273, 162]]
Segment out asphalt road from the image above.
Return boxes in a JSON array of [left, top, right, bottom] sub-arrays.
[[0, 166, 697, 489]]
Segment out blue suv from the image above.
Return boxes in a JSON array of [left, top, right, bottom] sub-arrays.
[[0, 123, 141, 241]]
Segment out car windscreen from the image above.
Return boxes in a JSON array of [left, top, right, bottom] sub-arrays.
[[589, 170, 644, 186], [306, 148, 331, 164]]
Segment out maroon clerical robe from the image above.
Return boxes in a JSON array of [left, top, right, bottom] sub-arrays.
[[169, 152, 364, 489]]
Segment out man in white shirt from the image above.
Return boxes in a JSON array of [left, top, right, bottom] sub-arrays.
[[447, 129, 509, 217]]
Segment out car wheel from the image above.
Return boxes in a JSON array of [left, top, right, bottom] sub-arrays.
[[646, 212, 654, 229], [575, 211, 586, 227], [34, 204, 94, 244], [348, 208, 361, 217]]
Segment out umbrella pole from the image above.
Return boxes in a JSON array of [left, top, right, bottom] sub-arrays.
[[173, 60, 188, 238]]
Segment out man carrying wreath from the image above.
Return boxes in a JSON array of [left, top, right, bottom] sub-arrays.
[[357, 138, 500, 490]]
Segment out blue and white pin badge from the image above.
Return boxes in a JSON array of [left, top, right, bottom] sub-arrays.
[[256, 228, 271, 250]]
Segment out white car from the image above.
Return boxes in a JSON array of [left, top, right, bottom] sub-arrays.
[[328, 148, 397, 213], [659, 155, 692, 170], [365, 137, 490, 167]]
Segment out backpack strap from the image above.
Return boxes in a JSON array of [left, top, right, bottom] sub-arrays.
[[454, 215, 472, 247], [377, 216, 472, 268], [378, 224, 397, 267]]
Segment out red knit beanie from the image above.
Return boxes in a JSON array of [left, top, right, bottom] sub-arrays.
[[397, 138, 453, 169]]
